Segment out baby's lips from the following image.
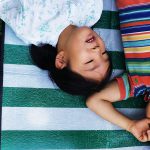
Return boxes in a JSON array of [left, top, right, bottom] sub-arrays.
[[85, 35, 95, 43]]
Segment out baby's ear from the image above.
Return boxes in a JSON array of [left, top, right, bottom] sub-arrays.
[[55, 51, 67, 69]]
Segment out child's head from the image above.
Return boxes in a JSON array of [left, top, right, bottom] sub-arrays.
[[30, 26, 112, 95], [56, 26, 110, 83]]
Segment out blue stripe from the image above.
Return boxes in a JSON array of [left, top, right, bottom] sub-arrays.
[[123, 39, 150, 48], [134, 85, 147, 97], [119, 11, 150, 22], [120, 17, 150, 24], [120, 9, 150, 16], [119, 4, 150, 12], [128, 66, 150, 69], [127, 66, 150, 73], [121, 24, 150, 34], [121, 24, 150, 31]]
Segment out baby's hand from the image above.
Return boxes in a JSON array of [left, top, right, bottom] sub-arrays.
[[128, 119, 150, 142]]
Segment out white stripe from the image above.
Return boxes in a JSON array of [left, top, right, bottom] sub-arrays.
[[94, 29, 123, 52], [103, 0, 117, 11], [2, 107, 145, 130], [4, 25, 27, 46], [3, 64, 57, 89], [3, 64, 124, 88]]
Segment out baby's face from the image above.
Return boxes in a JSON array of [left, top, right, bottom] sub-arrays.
[[65, 26, 110, 82]]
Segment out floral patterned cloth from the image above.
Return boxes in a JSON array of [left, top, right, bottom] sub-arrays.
[[0, 0, 103, 47]]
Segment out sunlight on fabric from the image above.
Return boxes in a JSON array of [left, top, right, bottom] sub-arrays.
[[2, 107, 145, 130], [26, 109, 50, 127]]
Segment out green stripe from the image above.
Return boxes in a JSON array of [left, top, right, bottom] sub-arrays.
[[108, 51, 125, 69], [3, 87, 146, 108], [129, 70, 150, 74], [127, 62, 150, 65], [4, 44, 31, 65], [2, 130, 149, 150], [4, 44, 125, 69], [92, 11, 120, 29]]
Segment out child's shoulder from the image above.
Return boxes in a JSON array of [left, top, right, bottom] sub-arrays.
[[87, 80, 121, 102]]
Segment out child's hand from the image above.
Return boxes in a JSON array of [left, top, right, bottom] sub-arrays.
[[128, 119, 150, 142]]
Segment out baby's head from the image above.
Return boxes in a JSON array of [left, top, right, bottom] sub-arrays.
[[30, 26, 111, 95], [56, 26, 110, 83]]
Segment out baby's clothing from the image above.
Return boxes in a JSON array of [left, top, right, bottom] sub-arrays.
[[0, 0, 103, 47], [116, 0, 150, 101]]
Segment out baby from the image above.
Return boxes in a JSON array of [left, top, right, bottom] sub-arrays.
[[86, 0, 150, 142], [1, 0, 149, 142], [0, 0, 111, 95]]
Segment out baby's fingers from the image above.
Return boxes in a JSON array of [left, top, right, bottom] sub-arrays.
[[138, 132, 148, 142], [146, 118, 150, 124], [147, 130, 150, 141]]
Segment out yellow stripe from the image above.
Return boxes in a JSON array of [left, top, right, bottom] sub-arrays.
[[122, 34, 150, 41], [124, 46, 150, 52]]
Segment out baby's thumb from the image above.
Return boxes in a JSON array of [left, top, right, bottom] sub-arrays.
[[146, 118, 150, 127]]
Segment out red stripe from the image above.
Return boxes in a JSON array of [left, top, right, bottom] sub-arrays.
[[125, 52, 150, 58], [116, 78, 126, 100], [121, 21, 150, 28], [139, 76, 150, 85], [117, 0, 150, 9]]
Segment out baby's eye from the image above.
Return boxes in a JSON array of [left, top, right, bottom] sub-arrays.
[[93, 46, 99, 50], [85, 59, 93, 64]]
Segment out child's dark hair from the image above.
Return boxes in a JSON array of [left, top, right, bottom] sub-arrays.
[[29, 44, 112, 96]]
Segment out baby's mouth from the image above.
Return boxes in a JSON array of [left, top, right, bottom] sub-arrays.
[[85, 36, 95, 43]]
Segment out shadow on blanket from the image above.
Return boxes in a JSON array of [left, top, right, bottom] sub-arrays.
[[0, 19, 5, 148]]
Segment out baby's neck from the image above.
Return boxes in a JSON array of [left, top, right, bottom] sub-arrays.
[[57, 25, 77, 51]]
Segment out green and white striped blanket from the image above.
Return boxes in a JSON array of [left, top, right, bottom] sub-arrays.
[[1, 0, 150, 149]]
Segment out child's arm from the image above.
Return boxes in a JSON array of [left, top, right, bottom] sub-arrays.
[[146, 102, 150, 119], [86, 80, 150, 142], [86, 80, 134, 131]]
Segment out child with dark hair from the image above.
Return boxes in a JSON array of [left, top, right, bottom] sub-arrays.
[[86, 0, 150, 142], [29, 44, 112, 95], [0, 0, 113, 95]]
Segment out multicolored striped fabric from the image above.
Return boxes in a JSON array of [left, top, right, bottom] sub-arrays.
[[1, 0, 150, 149], [116, 0, 150, 100]]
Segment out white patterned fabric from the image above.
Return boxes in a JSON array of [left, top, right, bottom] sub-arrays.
[[0, 0, 103, 47]]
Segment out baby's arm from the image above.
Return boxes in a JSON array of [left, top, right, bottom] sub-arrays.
[[146, 102, 150, 118], [86, 80, 150, 142], [86, 80, 134, 131]]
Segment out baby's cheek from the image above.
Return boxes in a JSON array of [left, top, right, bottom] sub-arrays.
[[101, 53, 109, 62]]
